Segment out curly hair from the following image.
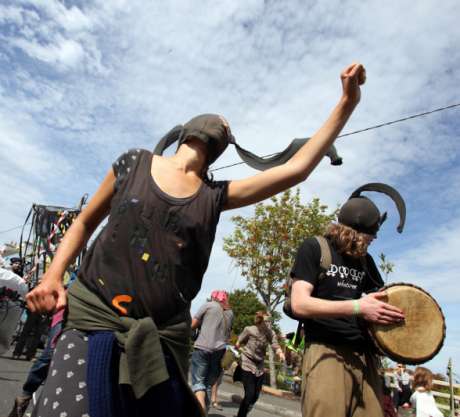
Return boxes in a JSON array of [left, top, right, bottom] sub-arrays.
[[413, 366, 433, 391], [324, 223, 373, 258]]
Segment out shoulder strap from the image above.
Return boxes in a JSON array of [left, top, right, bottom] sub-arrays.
[[359, 255, 383, 289], [218, 303, 229, 336], [315, 236, 332, 272]]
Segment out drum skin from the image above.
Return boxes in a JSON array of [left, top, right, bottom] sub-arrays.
[[368, 283, 445, 365]]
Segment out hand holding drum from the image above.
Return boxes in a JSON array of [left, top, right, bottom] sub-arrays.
[[358, 291, 405, 325], [366, 283, 445, 365]]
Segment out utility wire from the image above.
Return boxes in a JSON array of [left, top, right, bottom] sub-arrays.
[[0, 103, 459, 235], [211, 102, 460, 173], [0, 222, 33, 236], [0, 225, 24, 235]]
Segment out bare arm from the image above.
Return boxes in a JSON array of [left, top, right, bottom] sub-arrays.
[[26, 170, 117, 313], [224, 63, 365, 211], [235, 327, 250, 348], [291, 279, 404, 324], [270, 330, 286, 362], [191, 318, 201, 330]]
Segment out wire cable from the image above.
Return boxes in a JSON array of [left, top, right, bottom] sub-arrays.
[[0, 225, 24, 235], [0, 103, 459, 233], [211, 102, 460, 172]]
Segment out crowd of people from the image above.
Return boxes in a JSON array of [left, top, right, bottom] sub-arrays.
[[4, 276, 446, 417], [0, 61, 447, 417], [382, 365, 444, 417]]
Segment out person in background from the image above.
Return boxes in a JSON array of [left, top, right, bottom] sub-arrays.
[[235, 311, 285, 417], [10, 257, 24, 277], [386, 366, 401, 409], [284, 331, 303, 378], [12, 310, 50, 360], [191, 290, 233, 413], [0, 258, 28, 355], [410, 366, 442, 417], [382, 369, 397, 417], [396, 364, 412, 408], [210, 371, 224, 411], [10, 257, 49, 361]]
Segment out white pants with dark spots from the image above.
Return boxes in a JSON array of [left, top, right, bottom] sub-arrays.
[[31, 329, 90, 417]]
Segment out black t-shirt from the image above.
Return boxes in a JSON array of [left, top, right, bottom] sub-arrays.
[[290, 237, 383, 347], [78, 149, 228, 325]]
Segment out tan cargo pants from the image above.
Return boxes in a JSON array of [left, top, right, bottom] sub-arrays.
[[301, 342, 383, 417]]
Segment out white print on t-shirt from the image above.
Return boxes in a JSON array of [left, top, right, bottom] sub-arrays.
[[326, 264, 365, 281], [337, 281, 358, 289], [325, 264, 365, 291]]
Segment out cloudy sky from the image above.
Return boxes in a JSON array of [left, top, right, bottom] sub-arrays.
[[0, 0, 459, 375]]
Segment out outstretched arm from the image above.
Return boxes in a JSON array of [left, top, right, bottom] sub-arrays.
[[26, 170, 116, 313], [291, 279, 404, 325], [224, 63, 365, 210]]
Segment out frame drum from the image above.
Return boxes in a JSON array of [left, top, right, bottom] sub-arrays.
[[368, 283, 445, 364]]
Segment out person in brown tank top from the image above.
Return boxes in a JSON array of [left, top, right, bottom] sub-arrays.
[[235, 311, 285, 417], [25, 62, 366, 417]]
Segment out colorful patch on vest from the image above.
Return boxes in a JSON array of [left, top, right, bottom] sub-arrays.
[[112, 294, 133, 315]]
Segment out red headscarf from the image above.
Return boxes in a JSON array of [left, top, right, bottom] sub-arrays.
[[211, 290, 230, 309]]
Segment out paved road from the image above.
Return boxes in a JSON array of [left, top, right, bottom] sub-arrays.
[[1, 350, 412, 417], [0, 351, 31, 417], [0, 350, 281, 417]]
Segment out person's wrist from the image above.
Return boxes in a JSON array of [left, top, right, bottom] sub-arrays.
[[352, 299, 361, 316], [41, 273, 63, 287], [340, 95, 359, 111]]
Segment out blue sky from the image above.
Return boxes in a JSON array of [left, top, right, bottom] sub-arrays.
[[0, 0, 459, 375]]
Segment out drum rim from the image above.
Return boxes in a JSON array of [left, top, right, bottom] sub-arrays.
[[368, 282, 446, 365]]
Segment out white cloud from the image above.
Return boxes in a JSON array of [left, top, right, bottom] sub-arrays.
[[0, 5, 24, 26], [0, 107, 78, 244], [10, 36, 85, 69], [1, 1, 109, 74], [0, 118, 50, 176], [27, 0, 93, 33]]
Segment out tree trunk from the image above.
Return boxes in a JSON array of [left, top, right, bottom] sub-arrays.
[[268, 345, 277, 388]]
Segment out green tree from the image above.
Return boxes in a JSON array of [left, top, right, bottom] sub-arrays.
[[228, 289, 266, 339], [223, 188, 336, 386], [378, 253, 395, 283]]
